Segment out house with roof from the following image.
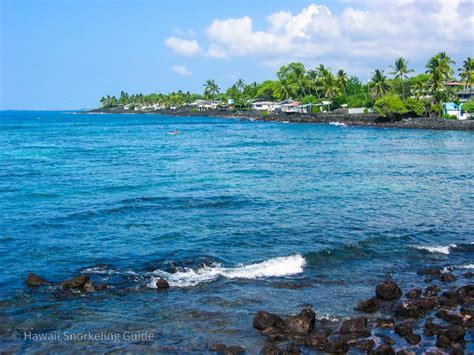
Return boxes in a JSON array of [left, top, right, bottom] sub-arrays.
[[279, 100, 301, 113], [251, 101, 280, 112], [444, 102, 470, 120]]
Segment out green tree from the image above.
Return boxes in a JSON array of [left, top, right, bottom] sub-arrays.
[[459, 57, 473, 94], [374, 95, 408, 118], [203, 79, 220, 99], [369, 69, 391, 99], [390, 57, 414, 98], [336, 69, 349, 96]]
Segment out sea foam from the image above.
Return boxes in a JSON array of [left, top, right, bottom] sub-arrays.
[[414, 244, 457, 255], [147, 254, 306, 288]]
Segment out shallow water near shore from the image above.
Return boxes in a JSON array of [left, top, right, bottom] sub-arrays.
[[0, 111, 473, 352]]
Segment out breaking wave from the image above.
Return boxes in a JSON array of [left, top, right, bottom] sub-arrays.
[[147, 254, 306, 288], [413, 244, 457, 255]]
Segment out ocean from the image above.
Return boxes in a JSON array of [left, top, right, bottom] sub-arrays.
[[0, 111, 473, 352]]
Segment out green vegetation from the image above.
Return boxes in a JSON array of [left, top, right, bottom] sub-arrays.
[[99, 52, 472, 120], [462, 100, 474, 113]]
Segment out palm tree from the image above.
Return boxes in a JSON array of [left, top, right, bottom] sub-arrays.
[[369, 69, 391, 99], [336, 69, 349, 96], [459, 57, 473, 94], [235, 79, 246, 92], [203, 79, 220, 99], [390, 57, 414, 98], [274, 80, 293, 100], [321, 70, 340, 98]]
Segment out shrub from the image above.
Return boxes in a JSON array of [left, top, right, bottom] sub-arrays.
[[405, 98, 427, 117], [312, 106, 322, 113], [462, 100, 474, 113], [374, 95, 408, 118], [442, 113, 457, 120], [261, 110, 270, 116], [363, 108, 369, 114], [302, 95, 318, 104]]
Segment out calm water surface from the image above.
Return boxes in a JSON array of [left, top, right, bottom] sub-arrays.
[[0, 111, 473, 352]]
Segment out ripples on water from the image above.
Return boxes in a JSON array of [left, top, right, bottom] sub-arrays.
[[0, 111, 473, 352]]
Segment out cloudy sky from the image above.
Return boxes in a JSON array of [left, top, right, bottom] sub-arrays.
[[1, 0, 473, 109]]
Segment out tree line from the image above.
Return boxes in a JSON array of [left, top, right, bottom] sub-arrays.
[[100, 52, 473, 117]]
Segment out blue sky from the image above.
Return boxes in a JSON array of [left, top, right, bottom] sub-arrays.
[[1, 0, 473, 110]]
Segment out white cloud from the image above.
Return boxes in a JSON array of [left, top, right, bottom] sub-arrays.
[[165, 37, 201, 56], [166, 1, 473, 71], [171, 65, 192, 76]]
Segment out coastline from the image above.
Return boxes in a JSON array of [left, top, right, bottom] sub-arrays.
[[88, 107, 474, 131]]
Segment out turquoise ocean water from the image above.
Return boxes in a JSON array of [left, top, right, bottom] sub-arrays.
[[0, 111, 473, 352]]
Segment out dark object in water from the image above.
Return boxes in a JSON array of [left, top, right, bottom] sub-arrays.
[[155, 278, 170, 289], [375, 280, 402, 300], [26, 272, 50, 287]]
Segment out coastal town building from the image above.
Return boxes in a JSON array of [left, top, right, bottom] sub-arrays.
[[444, 102, 470, 120], [189, 100, 220, 111]]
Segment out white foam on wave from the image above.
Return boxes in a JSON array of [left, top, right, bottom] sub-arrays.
[[414, 244, 457, 255], [147, 254, 306, 288], [459, 264, 474, 269], [81, 266, 137, 276], [329, 122, 347, 127]]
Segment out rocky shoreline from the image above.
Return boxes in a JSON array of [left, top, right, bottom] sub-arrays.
[[25, 265, 473, 354], [88, 107, 474, 131]]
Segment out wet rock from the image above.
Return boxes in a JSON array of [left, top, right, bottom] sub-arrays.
[[59, 274, 91, 290], [357, 297, 381, 313], [348, 338, 375, 352], [375, 318, 395, 328], [441, 288, 459, 299], [155, 278, 170, 289], [324, 336, 348, 353], [458, 294, 474, 307], [435, 309, 463, 325], [440, 273, 457, 283], [261, 344, 281, 355], [404, 333, 421, 345], [253, 311, 284, 331], [424, 319, 443, 336], [376, 334, 395, 346], [406, 288, 422, 299], [26, 273, 50, 287], [284, 343, 301, 354], [435, 334, 450, 348], [439, 297, 458, 308], [340, 317, 370, 337], [371, 344, 395, 355], [376, 280, 403, 301], [424, 285, 441, 297], [395, 298, 438, 318], [394, 322, 413, 337], [444, 325, 465, 342], [396, 349, 416, 355], [305, 332, 328, 351], [418, 268, 442, 277], [209, 344, 245, 355], [284, 308, 315, 336], [463, 272, 473, 279], [262, 327, 286, 342]]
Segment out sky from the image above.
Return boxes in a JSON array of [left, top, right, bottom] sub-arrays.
[[1, 0, 473, 110]]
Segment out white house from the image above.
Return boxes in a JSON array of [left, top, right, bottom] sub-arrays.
[[280, 100, 301, 113], [189, 100, 220, 111], [444, 102, 470, 120], [251, 101, 280, 112]]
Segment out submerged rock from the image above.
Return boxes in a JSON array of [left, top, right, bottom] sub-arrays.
[[424, 285, 440, 297], [404, 333, 421, 345], [371, 343, 395, 355], [59, 274, 91, 290], [209, 343, 245, 354], [26, 273, 50, 287], [284, 308, 315, 336], [376, 280, 402, 300], [348, 338, 375, 352], [406, 288, 422, 299], [394, 322, 413, 337], [417, 268, 442, 277], [356, 297, 380, 313], [340, 317, 370, 337], [155, 278, 170, 289], [253, 311, 284, 331], [440, 273, 457, 283]]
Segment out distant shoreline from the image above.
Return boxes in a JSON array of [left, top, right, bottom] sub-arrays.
[[88, 108, 474, 131]]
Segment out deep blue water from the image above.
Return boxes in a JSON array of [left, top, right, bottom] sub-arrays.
[[0, 111, 473, 352]]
